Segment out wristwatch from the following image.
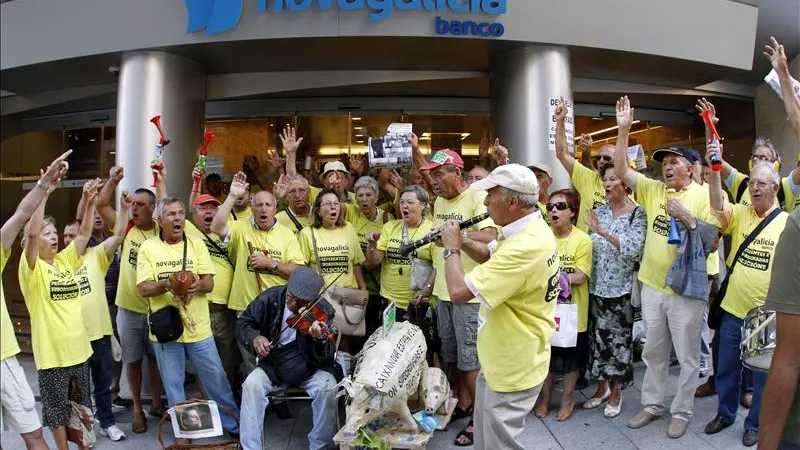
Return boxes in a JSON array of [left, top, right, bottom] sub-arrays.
[[444, 248, 460, 260], [268, 260, 279, 274]]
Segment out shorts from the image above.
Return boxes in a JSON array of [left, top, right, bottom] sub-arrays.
[[117, 306, 153, 364], [436, 301, 480, 371], [1, 357, 41, 434], [209, 304, 240, 371], [38, 361, 91, 429]]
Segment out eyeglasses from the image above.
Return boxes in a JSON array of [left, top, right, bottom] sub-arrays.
[[598, 155, 613, 162], [320, 202, 341, 208], [748, 180, 774, 190], [751, 154, 773, 163], [546, 202, 570, 211]]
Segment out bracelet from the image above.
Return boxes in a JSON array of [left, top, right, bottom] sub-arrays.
[[35, 179, 47, 191]]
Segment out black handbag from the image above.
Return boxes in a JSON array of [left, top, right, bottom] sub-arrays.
[[707, 208, 781, 329], [148, 236, 187, 343]]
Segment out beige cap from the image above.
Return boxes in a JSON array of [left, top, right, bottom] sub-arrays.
[[471, 163, 539, 197]]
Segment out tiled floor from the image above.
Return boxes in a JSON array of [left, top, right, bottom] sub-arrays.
[[1, 355, 754, 449]]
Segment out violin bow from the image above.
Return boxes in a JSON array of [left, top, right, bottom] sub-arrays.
[[272, 271, 346, 347]]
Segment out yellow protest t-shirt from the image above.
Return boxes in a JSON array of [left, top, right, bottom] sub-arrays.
[[229, 206, 253, 223], [299, 223, 366, 289], [185, 221, 233, 306], [227, 220, 305, 312], [729, 171, 789, 210], [276, 209, 311, 234], [18, 243, 92, 370], [467, 214, 559, 392], [635, 175, 720, 295], [537, 202, 550, 223], [432, 188, 495, 302], [136, 235, 215, 343], [76, 246, 113, 341], [1, 246, 20, 361], [116, 222, 159, 314], [555, 227, 593, 332], [347, 206, 394, 294], [571, 162, 607, 232], [376, 219, 434, 309], [720, 205, 789, 319]]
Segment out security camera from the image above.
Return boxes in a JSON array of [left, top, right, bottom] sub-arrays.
[[108, 66, 120, 76]]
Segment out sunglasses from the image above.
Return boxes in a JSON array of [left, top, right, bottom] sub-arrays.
[[546, 202, 570, 211], [597, 155, 613, 162]]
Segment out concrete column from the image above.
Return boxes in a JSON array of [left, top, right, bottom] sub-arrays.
[[490, 46, 573, 190], [116, 51, 206, 202], [116, 51, 205, 400]]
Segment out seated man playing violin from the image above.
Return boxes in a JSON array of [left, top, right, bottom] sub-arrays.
[[235, 266, 341, 450]]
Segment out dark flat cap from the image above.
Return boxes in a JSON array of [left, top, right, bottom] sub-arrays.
[[287, 266, 324, 302]]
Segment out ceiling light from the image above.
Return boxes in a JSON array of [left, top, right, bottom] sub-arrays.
[[576, 121, 641, 139], [352, 117, 362, 121], [89, 138, 96, 142], [355, 134, 364, 138]]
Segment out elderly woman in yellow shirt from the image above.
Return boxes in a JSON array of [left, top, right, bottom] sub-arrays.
[[534, 189, 593, 422], [18, 179, 101, 450], [364, 185, 435, 323], [347, 176, 394, 336]]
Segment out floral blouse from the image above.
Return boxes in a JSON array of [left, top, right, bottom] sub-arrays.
[[589, 204, 647, 298]]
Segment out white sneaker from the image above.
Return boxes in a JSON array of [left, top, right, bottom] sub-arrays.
[[101, 425, 127, 441]]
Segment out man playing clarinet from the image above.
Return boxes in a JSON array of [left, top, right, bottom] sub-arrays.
[[439, 164, 560, 450]]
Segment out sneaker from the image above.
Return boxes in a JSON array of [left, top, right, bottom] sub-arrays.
[[100, 425, 127, 441], [112, 397, 133, 408], [699, 360, 711, 378]]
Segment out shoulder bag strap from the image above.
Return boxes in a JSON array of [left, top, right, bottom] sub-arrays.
[[628, 206, 639, 226], [230, 210, 237, 221], [310, 228, 322, 272], [735, 176, 750, 203], [727, 207, 781, 275], [778, 182, 786, 210], [202, 233, 234, 267], [285, 208, 304, 232]]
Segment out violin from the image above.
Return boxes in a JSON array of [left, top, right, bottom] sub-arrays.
[[286, 303, 337, 342]]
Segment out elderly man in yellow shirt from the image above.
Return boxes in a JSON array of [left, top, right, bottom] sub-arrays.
[[439, 164, 559, 450], [703, 144, 789, 447], [613, 97, 720, 439]]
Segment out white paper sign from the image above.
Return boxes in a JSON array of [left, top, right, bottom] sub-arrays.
[[549, 98, 575, 155], [170, 401, 223, 439], [764, 69, 800, 101], [627, 144, 647, 170], [368, 123, 413, 169]]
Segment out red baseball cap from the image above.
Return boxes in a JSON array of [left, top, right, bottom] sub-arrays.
[[193, 194, 220, 207], [420, 149, 464, 171]]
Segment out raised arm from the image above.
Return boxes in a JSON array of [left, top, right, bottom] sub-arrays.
[[695, 98, 736, 179], [23, 193, 49, 270], [554, 98, 577, 175], [578, 133, 594, 171], [363, 231, 384, 269], [765, 37, 800, 143], [1, 149, 71, 252], [211, 171, 248, 237], [96, 166, 123, 230], [280, 125, 303, 178], [74, 179, 102, 257], [614, 96, 639, 190], [706, 141, 727, 211], [103, 190, 132, 259], [409, 133, 434, 189]]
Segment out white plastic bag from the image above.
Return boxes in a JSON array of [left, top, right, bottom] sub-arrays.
[[551, 302, 578, 348]]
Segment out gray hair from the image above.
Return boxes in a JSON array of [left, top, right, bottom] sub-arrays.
[[400, 185, 431, 216], [354, 176, 379, 196], [752, 137, 780, 162], [156, 197, 185, 219], [501, 187, 539, 208], [750, 161, 781, 185], [286, 173, 309, 185]]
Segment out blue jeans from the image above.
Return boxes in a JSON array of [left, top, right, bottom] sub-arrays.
[[716, 312, 766, 431], [89, 336, 115, 429], [151, 337, 240, 434], [240, 368, 337, 450]]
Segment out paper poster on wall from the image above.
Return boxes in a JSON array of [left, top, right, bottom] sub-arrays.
[[368, 123, 413, 169], [764, 69, 800, 101], [548, 98, 575, 155]]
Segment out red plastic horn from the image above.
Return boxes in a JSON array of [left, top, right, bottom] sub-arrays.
[[150, 115, 170, 146], [199, 132, 215, 156]]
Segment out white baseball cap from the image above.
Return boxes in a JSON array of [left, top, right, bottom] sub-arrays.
[[320, 161, 348, 180], [471, 163, 539, 196], [528, 162, 553, 179]]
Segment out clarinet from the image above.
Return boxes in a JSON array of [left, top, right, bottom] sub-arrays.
[[398, 212, 490, 256]]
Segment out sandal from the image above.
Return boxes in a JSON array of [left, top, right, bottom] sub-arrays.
[[454, 419, 474, 447], [148, 405, 167, 419], [132, 411, 147, 434], [452, 405, 473, 420]]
